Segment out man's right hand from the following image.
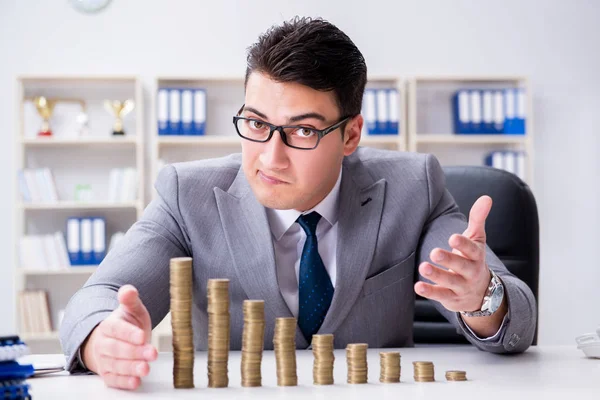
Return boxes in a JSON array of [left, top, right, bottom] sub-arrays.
[[81, 284, 158, 390]]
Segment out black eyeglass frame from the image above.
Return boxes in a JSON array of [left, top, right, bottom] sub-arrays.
[[232, 105, 352, 150]]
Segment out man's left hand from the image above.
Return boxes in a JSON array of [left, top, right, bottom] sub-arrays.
[[414, 195, 498, 315]]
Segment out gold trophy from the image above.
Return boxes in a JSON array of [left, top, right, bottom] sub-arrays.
[[33, 96, 56, 136], [104, 99, 135, 136]]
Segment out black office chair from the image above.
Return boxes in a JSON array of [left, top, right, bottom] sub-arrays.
[[413, 166, 539, 345]]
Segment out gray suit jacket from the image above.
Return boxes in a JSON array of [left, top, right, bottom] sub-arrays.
[[60, 147, 537, 372]]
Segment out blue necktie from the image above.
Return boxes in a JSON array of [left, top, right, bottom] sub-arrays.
[[296, 212, 334, 340]]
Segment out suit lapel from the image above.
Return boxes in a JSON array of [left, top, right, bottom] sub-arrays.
[[214, 169, 296, 323], [318, 157, 386, 336]]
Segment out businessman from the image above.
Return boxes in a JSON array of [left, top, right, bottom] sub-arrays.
[[60, 17, 537, 390]]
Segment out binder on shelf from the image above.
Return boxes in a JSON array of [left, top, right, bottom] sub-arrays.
[[80, 218, 93, 265], [469, 90, 482, 134], [504, 88, 516, 134], [452, 90, 471, 134], [514, 88, 526, 134], [157, 88, 169, 135], [168, 88, 181, 135], [482, 91, 493, 133], [193, 89, 207, 135], [484, 151, 526, 181], [363, 89, 377, 135], [66, 218, 81, 266], [181, 89, 194, 135], [375, 89, 389, 134], [388, 89, 400, 135], [92, 217, 106, 265], [493, 90, 505, 133]]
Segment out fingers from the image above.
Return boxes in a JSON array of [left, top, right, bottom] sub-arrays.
[[465, 195, 492, 242], [98, 357, 151, 377], [102, 372, 141, 390], [431, 243, 481, 278], [96, 337, 158, 361], [100, 317, 145, 345], [414, 281, 457, 306], [118, 285, 146, 317], [419, 262, 466, 291]]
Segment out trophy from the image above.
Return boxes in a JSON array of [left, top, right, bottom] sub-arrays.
[[33, 96, 56, 136], [104, 99, 135, 136]]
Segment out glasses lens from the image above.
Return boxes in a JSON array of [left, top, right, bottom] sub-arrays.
[[282, 126, 319, 149], [236, 118, 270, 141]]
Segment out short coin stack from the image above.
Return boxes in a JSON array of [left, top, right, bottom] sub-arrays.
[[312, 334, 335, 385], [346, 343, 368, 384], [445, 370, 467, 381], [413, 361, 435, 382], [273, 317, 298, 386], [207, 279, 230, 388], [170, 257, 194, 389], [379, 352, 401, 383], [241, 300, 265, 387]]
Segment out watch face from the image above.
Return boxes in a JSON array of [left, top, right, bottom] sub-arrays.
[[489, 285, 504, 312]]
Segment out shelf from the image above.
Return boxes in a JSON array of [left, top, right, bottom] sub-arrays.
[[361, 135, 401, 145], [415, 134, 527, 145], [20, 331, 59, 341], [158, 136, 241, 146], [21, 267, 98, 276], [20, 201, 141, 210], [21, 137, 139, 147], [412, 75, 527, 83]]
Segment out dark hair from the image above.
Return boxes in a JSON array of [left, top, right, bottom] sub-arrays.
[[245, 16, 367, 119]]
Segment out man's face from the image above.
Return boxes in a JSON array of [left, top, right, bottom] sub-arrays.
[[241, 72, 362, 211]]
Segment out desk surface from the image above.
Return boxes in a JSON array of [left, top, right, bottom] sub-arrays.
[[20, 346, 599, 399]]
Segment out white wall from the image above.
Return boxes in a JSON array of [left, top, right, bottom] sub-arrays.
[[1, 0, 599, 345]]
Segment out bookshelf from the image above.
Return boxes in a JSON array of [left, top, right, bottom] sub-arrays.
[[14, 75, 145, 353], [407, 76, 534, 185]]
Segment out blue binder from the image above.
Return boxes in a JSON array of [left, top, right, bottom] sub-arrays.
[[374, 89, 388, 134], [492, 90, 505, 134], [80, 218, 94, 265], [169, 88, 182, 135], [452, 90, 471, 134], [66, 217, 81, 266], [181, 89, 194, 135], [514, 88, 526, 134], [503, 88, 517, 134], [388, 89, 400, 135], [92, 217, 106, 265], [157, 88, 169, 135], [193, 89, 207, 135]]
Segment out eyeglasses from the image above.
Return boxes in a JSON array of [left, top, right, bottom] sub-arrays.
[[232, 106, 352, 150]]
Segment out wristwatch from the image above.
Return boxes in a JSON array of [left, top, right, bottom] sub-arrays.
[[460, 269, 504, 318]]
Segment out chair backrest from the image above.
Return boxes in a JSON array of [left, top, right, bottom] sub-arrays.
[[413, 166, 539, 345]]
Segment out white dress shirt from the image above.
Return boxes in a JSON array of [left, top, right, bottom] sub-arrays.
[[265, 170, 342, 318]]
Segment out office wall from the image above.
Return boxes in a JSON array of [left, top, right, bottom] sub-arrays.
[[0, 0, 598, 345]]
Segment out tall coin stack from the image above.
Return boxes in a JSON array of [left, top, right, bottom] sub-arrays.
[[445, 370, 467, 381], [312, 334, 335, 385], [241, 300, 265, 387], [170, 257, 194, 389], [346, 343, 368, 384], [413, 361, 435, 382], [273, 317, 298, 386], [379, 352, 401, 383], [207, 279, 230, 388]]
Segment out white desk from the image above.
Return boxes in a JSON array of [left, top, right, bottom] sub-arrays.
[[19, 346, 599, 399]]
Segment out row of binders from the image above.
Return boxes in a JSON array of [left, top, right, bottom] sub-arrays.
[[361, 88, 400, 135], [1, 336, 33, 400], [67, 217, 106, 266], [157, 88, 207, 135], [18, 168, 58, 203], [485, 151, 527, 181], [19, 233, 70, 271], [453, 88, 526, 134]]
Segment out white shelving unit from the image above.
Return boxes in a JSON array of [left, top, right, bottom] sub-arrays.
[[361, 76, 407, 151], [407, 76, 534, 185], [14, 75, 145, 353]]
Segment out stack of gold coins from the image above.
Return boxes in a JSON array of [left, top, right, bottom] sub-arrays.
[[273, 317, 298, 386], [445, 370, 467, 381], [170, 257, 194, 389], [312, 334, 335, 385], [241, 300, 265, 387], [207, 279, 230, 388], [379, 352, 401, 383], [413, 361, 435, 382], [346, 343, 368, 384]]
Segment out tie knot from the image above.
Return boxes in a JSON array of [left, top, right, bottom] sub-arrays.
[[297, 211, 321, 236]]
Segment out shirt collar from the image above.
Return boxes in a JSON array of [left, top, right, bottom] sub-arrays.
[[266, 169, 342, 241]]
